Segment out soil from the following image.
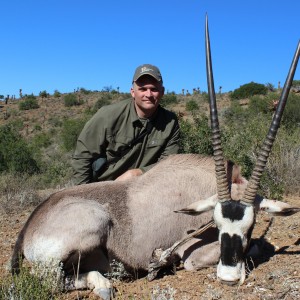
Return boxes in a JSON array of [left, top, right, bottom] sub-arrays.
[[0, 195, 299, 299]]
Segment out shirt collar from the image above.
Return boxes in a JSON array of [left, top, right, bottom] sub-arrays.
[[130, 99, 161, 126]]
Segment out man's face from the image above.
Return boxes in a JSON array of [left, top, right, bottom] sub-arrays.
[[131, 75, 164, 118]]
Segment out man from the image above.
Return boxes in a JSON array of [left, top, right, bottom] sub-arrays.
[[72, 64, 180, 184]]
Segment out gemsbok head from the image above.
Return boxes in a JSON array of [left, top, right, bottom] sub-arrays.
[[205, 15, 300, 284]]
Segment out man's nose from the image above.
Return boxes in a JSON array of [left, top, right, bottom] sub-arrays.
[[145, 89, 152, 97]]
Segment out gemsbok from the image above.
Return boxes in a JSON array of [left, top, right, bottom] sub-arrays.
[[11, 17, 300, 299]]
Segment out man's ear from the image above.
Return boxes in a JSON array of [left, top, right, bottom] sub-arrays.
[[174, 194, 218, 216], [130, 86, 135, 98], [161, 86, 165, 96]]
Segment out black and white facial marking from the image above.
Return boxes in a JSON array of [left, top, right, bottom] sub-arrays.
[[213, 200, 255, 284]]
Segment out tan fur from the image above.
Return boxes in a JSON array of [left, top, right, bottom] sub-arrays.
[[13, 153, 257, 287], [12, 153, 299, 292], [13, 154, 219, 273]]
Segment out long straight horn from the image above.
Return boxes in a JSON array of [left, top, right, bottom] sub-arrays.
[[242, 40, 300, 205], [205, 15, 231, 202]]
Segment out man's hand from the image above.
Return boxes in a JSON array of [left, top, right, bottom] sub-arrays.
[[115, 169, 143, 181]]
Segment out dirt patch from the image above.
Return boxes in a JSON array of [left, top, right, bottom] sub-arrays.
[[0, 197, 299, 299]]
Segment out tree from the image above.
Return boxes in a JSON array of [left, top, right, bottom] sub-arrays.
[[230, 82, 268, 100]]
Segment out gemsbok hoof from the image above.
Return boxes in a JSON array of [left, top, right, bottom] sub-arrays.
[[94, 287, 113, 300]]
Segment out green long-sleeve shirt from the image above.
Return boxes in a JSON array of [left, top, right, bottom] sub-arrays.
[[72, 98, 180, 184]]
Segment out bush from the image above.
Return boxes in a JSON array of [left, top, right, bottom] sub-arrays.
[[0, 124, 40, 174], [199, 92, 209, 103], [111, 89, 119, 94], [179, 114, 213, 155], [186, 100, 199, 111], [53, 90, 61, 98], [48, 116, 63, 127], [61, 117, 88, 151], [63, 94, 84, 107], [248, 95, 273, 115], [292, 79, 300, 86], [93, 97, 112, 111], [0, 260, 64, 300], [19, 96, 39, 110], [221, 127, 290, 200], [80, 87, 92, 94], [282, 93, 300, 128], [160, 94, 178, 107], [39, 90, 49, 98], [230, 82, 268, 100], [222, 100, 250, 127], [0, 173, 44, 212], [39, 156, 73, 187], [30, 132, 52, 150]]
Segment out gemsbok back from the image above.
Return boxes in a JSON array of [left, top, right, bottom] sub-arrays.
[[11, 17, 300, 299]]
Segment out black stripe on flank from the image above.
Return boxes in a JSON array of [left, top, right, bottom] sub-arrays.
[[220, 233, 244, 266], [221, 200, 247, 221]]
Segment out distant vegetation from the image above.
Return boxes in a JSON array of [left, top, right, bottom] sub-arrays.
[[63, 93, 84, 107], [0, 81, 300, 298], [18, 95, 39, 110], [0, 81, 299, 210], [230, 82, 268, 100]]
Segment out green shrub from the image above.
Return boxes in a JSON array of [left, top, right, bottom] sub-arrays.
[[179, 114, 213, 155], [80, 87, 92, 94], [222, 90, 300, 198], [186, 100, 199, 111], [282, 93, 300, 128], [200, 92, 209, 102], [30, 132, 52, 149], [63, 94, 83, 107], [19, 96, 39, 110], [265, 83, 275, 92], [0, 260, 64, 300], [230, 82, 268, 100], [6, 119, 24, 131], [94, 97, 111, 111], [61, 117, 88, 151], [292, 79, 300, 86], [48, 116, 63, 127], [222, 100, 250, 127], [111, 89, 119, 94], [53, 90, 61, 98], [248, 95, 272, 115], [34, 123, 42, 131], [221, 106, 300, 198], [39, 90, 49, 98], [39, 158, 73, 187], [0, 124, 40, 174], [160, 94, 178, 107]]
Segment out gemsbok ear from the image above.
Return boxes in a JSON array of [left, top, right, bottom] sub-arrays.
[[257, 198, 300, 216], [174, 194, 218, 215]]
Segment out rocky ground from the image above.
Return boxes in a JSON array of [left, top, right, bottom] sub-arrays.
[[0, 196, 299, 299]]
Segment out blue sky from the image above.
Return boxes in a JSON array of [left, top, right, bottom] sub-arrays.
[[1, 0, 299, 97]]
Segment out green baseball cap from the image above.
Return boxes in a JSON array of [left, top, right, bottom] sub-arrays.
[[132, 64, 163, 82]]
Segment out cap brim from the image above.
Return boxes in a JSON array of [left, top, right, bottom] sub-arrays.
[[133, 73, 162, 82]]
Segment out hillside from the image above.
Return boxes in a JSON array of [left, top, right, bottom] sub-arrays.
[[0, 89, 300, 299], [0, 90, 234, 135]]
